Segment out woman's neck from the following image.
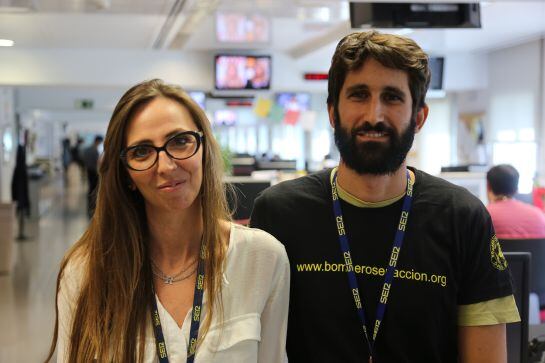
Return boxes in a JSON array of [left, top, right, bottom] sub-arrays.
[[336, 162, 409, 203], [146, 202, 203, 269]]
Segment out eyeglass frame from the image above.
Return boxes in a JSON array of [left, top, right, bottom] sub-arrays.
[[120, 130, 205, 171]]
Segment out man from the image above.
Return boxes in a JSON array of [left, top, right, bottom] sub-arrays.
[[250, 31, 519, 363], [487, 164, 545, 239], [82, 135, 103, 217]]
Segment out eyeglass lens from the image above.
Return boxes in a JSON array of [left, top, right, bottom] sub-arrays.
[[126, 133, 199, 170]]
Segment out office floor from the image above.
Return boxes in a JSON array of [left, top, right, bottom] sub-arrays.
[[0, 165, 88, 363]]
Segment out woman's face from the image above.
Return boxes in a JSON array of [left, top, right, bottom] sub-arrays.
[[124, 97, 203, 216]]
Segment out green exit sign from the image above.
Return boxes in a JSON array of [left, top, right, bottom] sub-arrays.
[[75, 99, 94, 109]]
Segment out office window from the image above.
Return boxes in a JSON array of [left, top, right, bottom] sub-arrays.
[[492, 140, 536, 194]]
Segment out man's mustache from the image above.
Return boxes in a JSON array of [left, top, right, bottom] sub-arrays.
[[352, 122, 393, 135]]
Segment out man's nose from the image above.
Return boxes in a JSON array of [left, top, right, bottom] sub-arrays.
[[365, 97, 385, 124]]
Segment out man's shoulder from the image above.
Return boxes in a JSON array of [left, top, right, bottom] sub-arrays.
[[259, 169, 331, 203], [413, 167, 485, 208]]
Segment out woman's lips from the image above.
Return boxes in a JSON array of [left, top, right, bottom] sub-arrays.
[[158, 180, 185, 191]]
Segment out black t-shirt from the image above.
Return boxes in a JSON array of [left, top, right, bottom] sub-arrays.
[[250, 167, 513, 363]]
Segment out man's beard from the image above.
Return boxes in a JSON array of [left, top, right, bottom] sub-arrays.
[[333, 108, 417, 175]]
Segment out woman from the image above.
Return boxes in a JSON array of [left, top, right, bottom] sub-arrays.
[[46, 79, 289, 363]]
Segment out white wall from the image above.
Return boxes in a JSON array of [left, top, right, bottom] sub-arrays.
[[0, 49, 213, 89], [487, 38, 543, 192], [443, 53, 488, 92], [488, 40, 542, 136], [410, 97, 452, 175], [1, 46, 488, 93]]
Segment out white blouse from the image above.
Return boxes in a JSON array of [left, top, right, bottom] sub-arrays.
[[57, 223, 290, 363]]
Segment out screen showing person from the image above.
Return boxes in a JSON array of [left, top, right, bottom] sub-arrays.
[[215, 56, 247, 89], [245, 56, 271, 89], [216, 12, 270, 43], [275, 93, 311, 112], [215, 55, 271, 90], [245, 14, 269, 42], [213, 110, 237, 126], [216, 12, 246, 42]]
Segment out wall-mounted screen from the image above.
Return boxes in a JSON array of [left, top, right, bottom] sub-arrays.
[[214, 110, 237, 126], [429, 57, 444, 90], [215, 55, 271, 90], [216, 12, 270, 43], [275, 93, 311, 112]]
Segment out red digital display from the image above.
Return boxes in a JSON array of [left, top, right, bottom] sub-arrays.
[[304, 73, 328, 80]]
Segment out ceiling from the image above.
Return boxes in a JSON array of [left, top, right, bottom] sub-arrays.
[[0, 0, 544, 57]]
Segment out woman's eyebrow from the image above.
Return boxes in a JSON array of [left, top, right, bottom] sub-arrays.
[[127, 129, 188, 147]]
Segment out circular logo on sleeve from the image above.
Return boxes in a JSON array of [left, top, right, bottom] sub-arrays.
[[491, 235, 508, 271]]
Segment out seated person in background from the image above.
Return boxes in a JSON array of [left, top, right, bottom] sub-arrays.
[[487, 164, 545, 239]]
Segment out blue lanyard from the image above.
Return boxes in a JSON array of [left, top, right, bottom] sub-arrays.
[[331, 169, 414, 362], [150, 242, 206, 363]]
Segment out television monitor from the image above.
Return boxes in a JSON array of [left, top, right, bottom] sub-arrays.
[[213, 110, 237, 126], [216, 12, 270, 43], [188, 91, 206, 110], [429, 57, 444, 90], [275, 93, 311, 112], [215, 55, 271, 90], [504, 252, 530, 363], [350, 3, 481, 29]]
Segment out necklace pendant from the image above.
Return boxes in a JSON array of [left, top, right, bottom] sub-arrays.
[[165, 276, 173, 285]]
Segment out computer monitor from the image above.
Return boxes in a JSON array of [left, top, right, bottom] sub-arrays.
[[504, 252, 530, 363], [429, 57, 444, 90], [225, 179, 271, 222]]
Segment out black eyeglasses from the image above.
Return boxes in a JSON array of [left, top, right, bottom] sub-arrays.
[[120, 131, 204, 171]]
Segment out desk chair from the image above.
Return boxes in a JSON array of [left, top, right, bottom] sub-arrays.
[[500, 238, 545, 306], [504, 252, 530, 363]]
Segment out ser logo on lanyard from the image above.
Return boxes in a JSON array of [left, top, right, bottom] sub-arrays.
[[331, 168, 414, 363], [150, 242, 206, 363]]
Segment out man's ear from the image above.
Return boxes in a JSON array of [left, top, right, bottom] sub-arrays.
[[328, 103, 336, 129], [414, 104, 429, 133]]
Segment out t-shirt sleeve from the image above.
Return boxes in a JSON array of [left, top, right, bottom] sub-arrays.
[[457, 202, 514, 305], [458, 295, 520, 326]]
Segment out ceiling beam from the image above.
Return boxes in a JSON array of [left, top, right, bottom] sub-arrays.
[[167, 0, 221, 50], [152, 0, 189, 49], [287, 20, 350, 59]]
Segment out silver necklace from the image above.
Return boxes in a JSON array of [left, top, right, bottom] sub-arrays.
[[151, 258, 198, 285]]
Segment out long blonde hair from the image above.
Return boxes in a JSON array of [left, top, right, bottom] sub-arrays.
[[46, 79, 231, 362]]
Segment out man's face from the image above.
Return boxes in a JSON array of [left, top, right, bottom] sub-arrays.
[[330, 58, 427, 175]]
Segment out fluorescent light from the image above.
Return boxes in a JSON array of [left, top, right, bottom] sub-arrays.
[[0, 39, 14, 47]]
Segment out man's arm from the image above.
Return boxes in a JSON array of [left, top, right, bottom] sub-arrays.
[[458, 324, 507, 363]]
